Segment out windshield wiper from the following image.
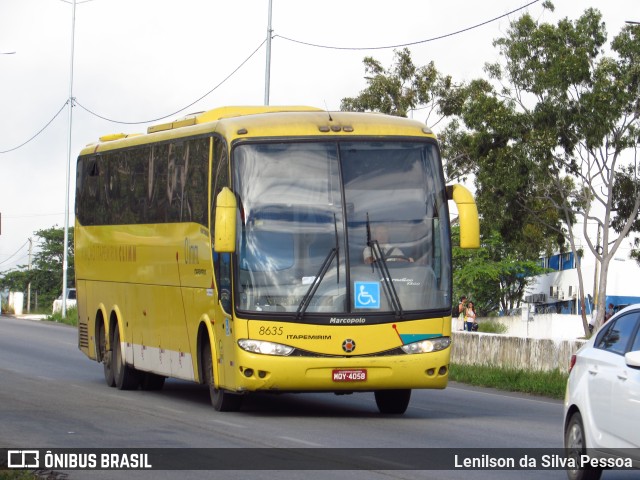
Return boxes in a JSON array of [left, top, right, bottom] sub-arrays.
[[295, 247, 337, 321], [333, 213, 340, 284], [366, 214, 404, 319], [296, 214, 340, 321]]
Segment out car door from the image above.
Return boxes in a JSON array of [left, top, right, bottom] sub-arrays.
[[592, 311, 640, 445], [610, 314, 640, 447]]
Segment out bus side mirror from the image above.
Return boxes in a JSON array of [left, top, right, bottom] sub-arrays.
[[214, 187, 237, 253], [446, 184, 480, 249]]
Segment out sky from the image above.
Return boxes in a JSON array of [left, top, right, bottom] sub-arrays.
[[0, 0, 637, 275]]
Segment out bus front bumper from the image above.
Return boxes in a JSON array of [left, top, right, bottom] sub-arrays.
[[227, 347, 450, 392]]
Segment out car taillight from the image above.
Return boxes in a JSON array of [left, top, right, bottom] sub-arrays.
[[568, 354, 577, 373]]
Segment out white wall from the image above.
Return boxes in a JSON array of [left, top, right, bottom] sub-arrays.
[[8, 291, 24, 315], [451, 331, 585, 373], [455, 313, 587, 340]]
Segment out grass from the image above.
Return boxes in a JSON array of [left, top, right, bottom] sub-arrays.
[[44, 306, 78, 327], [0, 471, 42, 480], [449, 363, 568, 399], [0, 472, 35, 480]]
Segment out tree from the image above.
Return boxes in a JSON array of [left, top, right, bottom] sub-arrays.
[[31, 226, 75, 308], [341, 48, 453, 126], [444, 2, 640, 334], [0, 226, 74, 310], [452, 227, 545, 316], [341, 48, 561, 312]]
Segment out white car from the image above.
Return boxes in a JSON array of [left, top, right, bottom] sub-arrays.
[[52, 288, 77, 314], [564, 304, 640, 480]]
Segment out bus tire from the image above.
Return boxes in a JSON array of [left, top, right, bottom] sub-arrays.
[[374, 389, 411, 414], [113, 327, 140, 390], [98, 321, 115, 387], [203, 340, 242, 412], [140, 372, 166, 391]]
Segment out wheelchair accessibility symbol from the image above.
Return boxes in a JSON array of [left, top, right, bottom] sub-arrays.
[[354, 281, 380, 309]]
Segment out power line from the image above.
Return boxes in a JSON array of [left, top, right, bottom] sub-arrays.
[[274, 0, 541, 51], [0, 1, 542, 143], [0, 101, 69, 154], [0, 239, 29, 267], [0, 38, 267, 150], [76, 38, 268, 125]]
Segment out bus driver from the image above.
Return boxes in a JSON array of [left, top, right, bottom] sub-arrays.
[[363, 225, 414, 264]]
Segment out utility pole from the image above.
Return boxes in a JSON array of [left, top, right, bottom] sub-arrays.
[[27, 238, 32, 313], [264, 0, 273, 105], [62, 0, 77, 318]]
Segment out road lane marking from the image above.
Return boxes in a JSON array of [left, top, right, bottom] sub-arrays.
[[207, 419, 248, 429], [277, 436, 323, 446]]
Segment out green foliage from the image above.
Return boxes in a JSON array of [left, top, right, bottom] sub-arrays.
[[0, 470, 39, 480], [452, 227, 546, 316], [341, 4, 640, 330], [443, 5, 640, 331], [612, 164, 640, 234], [0, 269, 29, 292], [341, 37, 557, 316], [477, 320, 508, 334], [340, 47, 454, 125], [30, 226, 75, 309], [449, 364, 568, 399], [0, 226, 74, 310], [46, 305, 78, 327]]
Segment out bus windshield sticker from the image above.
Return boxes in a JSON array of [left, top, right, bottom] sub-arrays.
[[354, 281, 380, 309]]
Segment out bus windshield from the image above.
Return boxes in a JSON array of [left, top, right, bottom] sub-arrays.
[[232, 140, 451, 318]]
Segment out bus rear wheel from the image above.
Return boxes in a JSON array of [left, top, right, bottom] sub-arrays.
[[374, 389, 411, 414], [203, 340, 242, 412], [113, 327, 140, 390], [98, 322, 115, 387]]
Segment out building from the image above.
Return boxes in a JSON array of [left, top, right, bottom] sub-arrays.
[[525, 244, 640, 316]]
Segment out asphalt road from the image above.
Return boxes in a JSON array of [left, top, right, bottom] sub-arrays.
[[0, 315, 635, 480]]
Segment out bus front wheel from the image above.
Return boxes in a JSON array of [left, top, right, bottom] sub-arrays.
[[374, 389, 411, 414], [113, 327, 140, 390], [203, 340, 242, 412]]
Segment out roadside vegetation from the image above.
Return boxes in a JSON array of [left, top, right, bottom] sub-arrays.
[[476, 320, 508, 334], [0, 471, 37, 480], [45, 306, 78, 327], [0, 465, 48, 480], [449, 364, 568, 400], [0, 226, 74, 316]]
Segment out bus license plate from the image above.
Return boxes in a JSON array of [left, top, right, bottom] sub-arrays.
[[332, 369, 367, 382]]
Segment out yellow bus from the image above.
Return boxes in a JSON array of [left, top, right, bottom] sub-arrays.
[[75, 106, 479, 414]]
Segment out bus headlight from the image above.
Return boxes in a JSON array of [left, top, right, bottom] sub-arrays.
[[238, 339, 294, 356], [401, 337, 450, 354]]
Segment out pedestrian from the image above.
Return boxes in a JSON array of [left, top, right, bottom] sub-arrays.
[[604, 303, 614, 324], [457, 296, 467, 331], [465, 301, 477, 332]]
